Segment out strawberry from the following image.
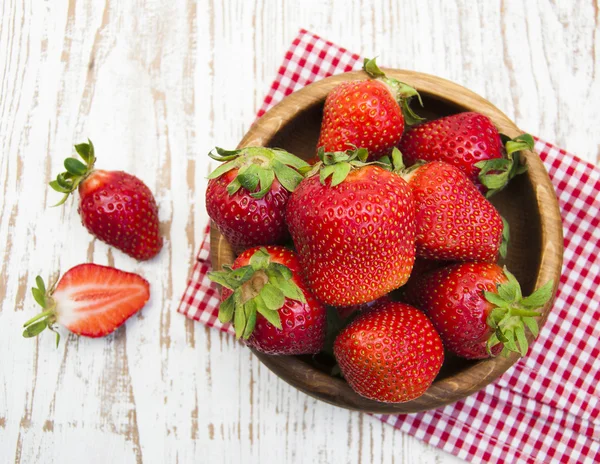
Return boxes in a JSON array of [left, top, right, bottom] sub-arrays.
[[206, 147, 309, 252], [398, 112, 535, 196], [286, 148, 416, 306], [50, 140, 162, 261], [316, 58, 423, 161], [403, 159, 506, 262], [403, 263, 553, 359], [334, 301, 444, 403], [22, 264, 150, 345], [208, 246, 326, 355]]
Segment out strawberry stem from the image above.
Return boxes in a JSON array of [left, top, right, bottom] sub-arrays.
[[22, 308, 54, 327], [362, 57, 424, 125]]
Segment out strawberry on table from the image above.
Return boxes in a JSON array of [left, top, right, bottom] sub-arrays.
[[402, 157, 506, 262], [404, 263, 553, 359], [50, 140, 163, 261], [22, 264, 150, 345], [206, 146, 309, 253], [316, 58, 423, 161], [286, 147, 416, 306], [334, 301, 444, 403], [398, 112, 534, 196], [208, 246, 326, 355]]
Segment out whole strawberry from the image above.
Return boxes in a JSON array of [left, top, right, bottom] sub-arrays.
[[316, 58, 423, 161], [404, 263, 553, 359], [398, 112, 534, 196], [23, 264, 150, 346], [404, 160, 506, 262], [334, 301, 444, 403], [50, 140, 162, 261], [206, 146, 308, 252], [286, 148, 416, 306], [208, 246, 326, 355]]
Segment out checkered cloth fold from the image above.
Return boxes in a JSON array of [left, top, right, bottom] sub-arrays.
[[179, 29, 600, 464]]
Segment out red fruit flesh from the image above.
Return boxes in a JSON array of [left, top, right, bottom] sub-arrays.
[[406, 162, 503, 262], [398, 112, 503, 188], [334, 301, 444, 403], [404, 262, 506, 359], [206, 169, 290, 253], [286, 165, 415, 306], [317, 80, 404, 160], [78, 170, 163, 261], [53, 264, 150, 337], [222, 246, 326, 355]]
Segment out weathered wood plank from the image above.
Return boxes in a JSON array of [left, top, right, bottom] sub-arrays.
[[0, 0, 597, 463]]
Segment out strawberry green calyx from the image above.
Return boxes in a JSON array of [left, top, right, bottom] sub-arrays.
[[476, 133, 535, 198], [22, 276, 61, 347], [363, 57, 424, 126], [207, 147, 309, 199], [308, 146, 373, 186], [485, 268, 553, 357], [49, 140, 96, 206], [208, 248, 306, 339]]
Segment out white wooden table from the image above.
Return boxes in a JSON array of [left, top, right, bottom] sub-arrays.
[[1, 1, 597, 463]]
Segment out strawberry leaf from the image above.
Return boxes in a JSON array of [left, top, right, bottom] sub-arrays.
[[22, 319, 48, 338], [523, 317, 539, 338], [31, 287, 46, 309], [74, 140, 94, 164], [243, 300, 257, 339], [272, 149, 310, 169], [249, 248, 270, 271], [64, 158, 88, 176], [218, 294, 235, 323], [331, 162, 351, 186], [520, 279, 553, 308], [260, 283, 285, 310], [207, 160, 238, 180], [250, 168, 275, 199], [234, 295, 247, 339], [226, 178, 242, 195], [272, 160, 304, 192], [256, 304, 282, 329]]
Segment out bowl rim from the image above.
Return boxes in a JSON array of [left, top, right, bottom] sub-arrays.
[[211, 68, 564, 414]]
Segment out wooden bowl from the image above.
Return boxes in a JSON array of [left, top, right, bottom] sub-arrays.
[[210, 69, 564, 414]]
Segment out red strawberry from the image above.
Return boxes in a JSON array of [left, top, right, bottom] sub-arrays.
[[316, 58, 423, 161], [404, 263, 553, 359], [208, 246, 326, 355], [23, 264, 150, 345], [206, 147, 308, 252], [286, 148, 416, 306], [398, 112, 534, 196], [50, 140, 162, 261], [334, 301, 444, 403], [404, 160, 506, 262]]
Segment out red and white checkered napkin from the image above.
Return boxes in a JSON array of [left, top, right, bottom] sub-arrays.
[[179, 30, 600, 464]]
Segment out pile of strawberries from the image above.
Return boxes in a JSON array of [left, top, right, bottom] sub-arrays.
[[207, 59, 553, 404]]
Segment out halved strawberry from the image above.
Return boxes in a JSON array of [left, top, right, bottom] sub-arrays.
[[23, 264, 150, 345]]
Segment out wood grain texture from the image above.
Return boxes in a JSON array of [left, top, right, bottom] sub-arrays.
[[0, 0, 596, 463]]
